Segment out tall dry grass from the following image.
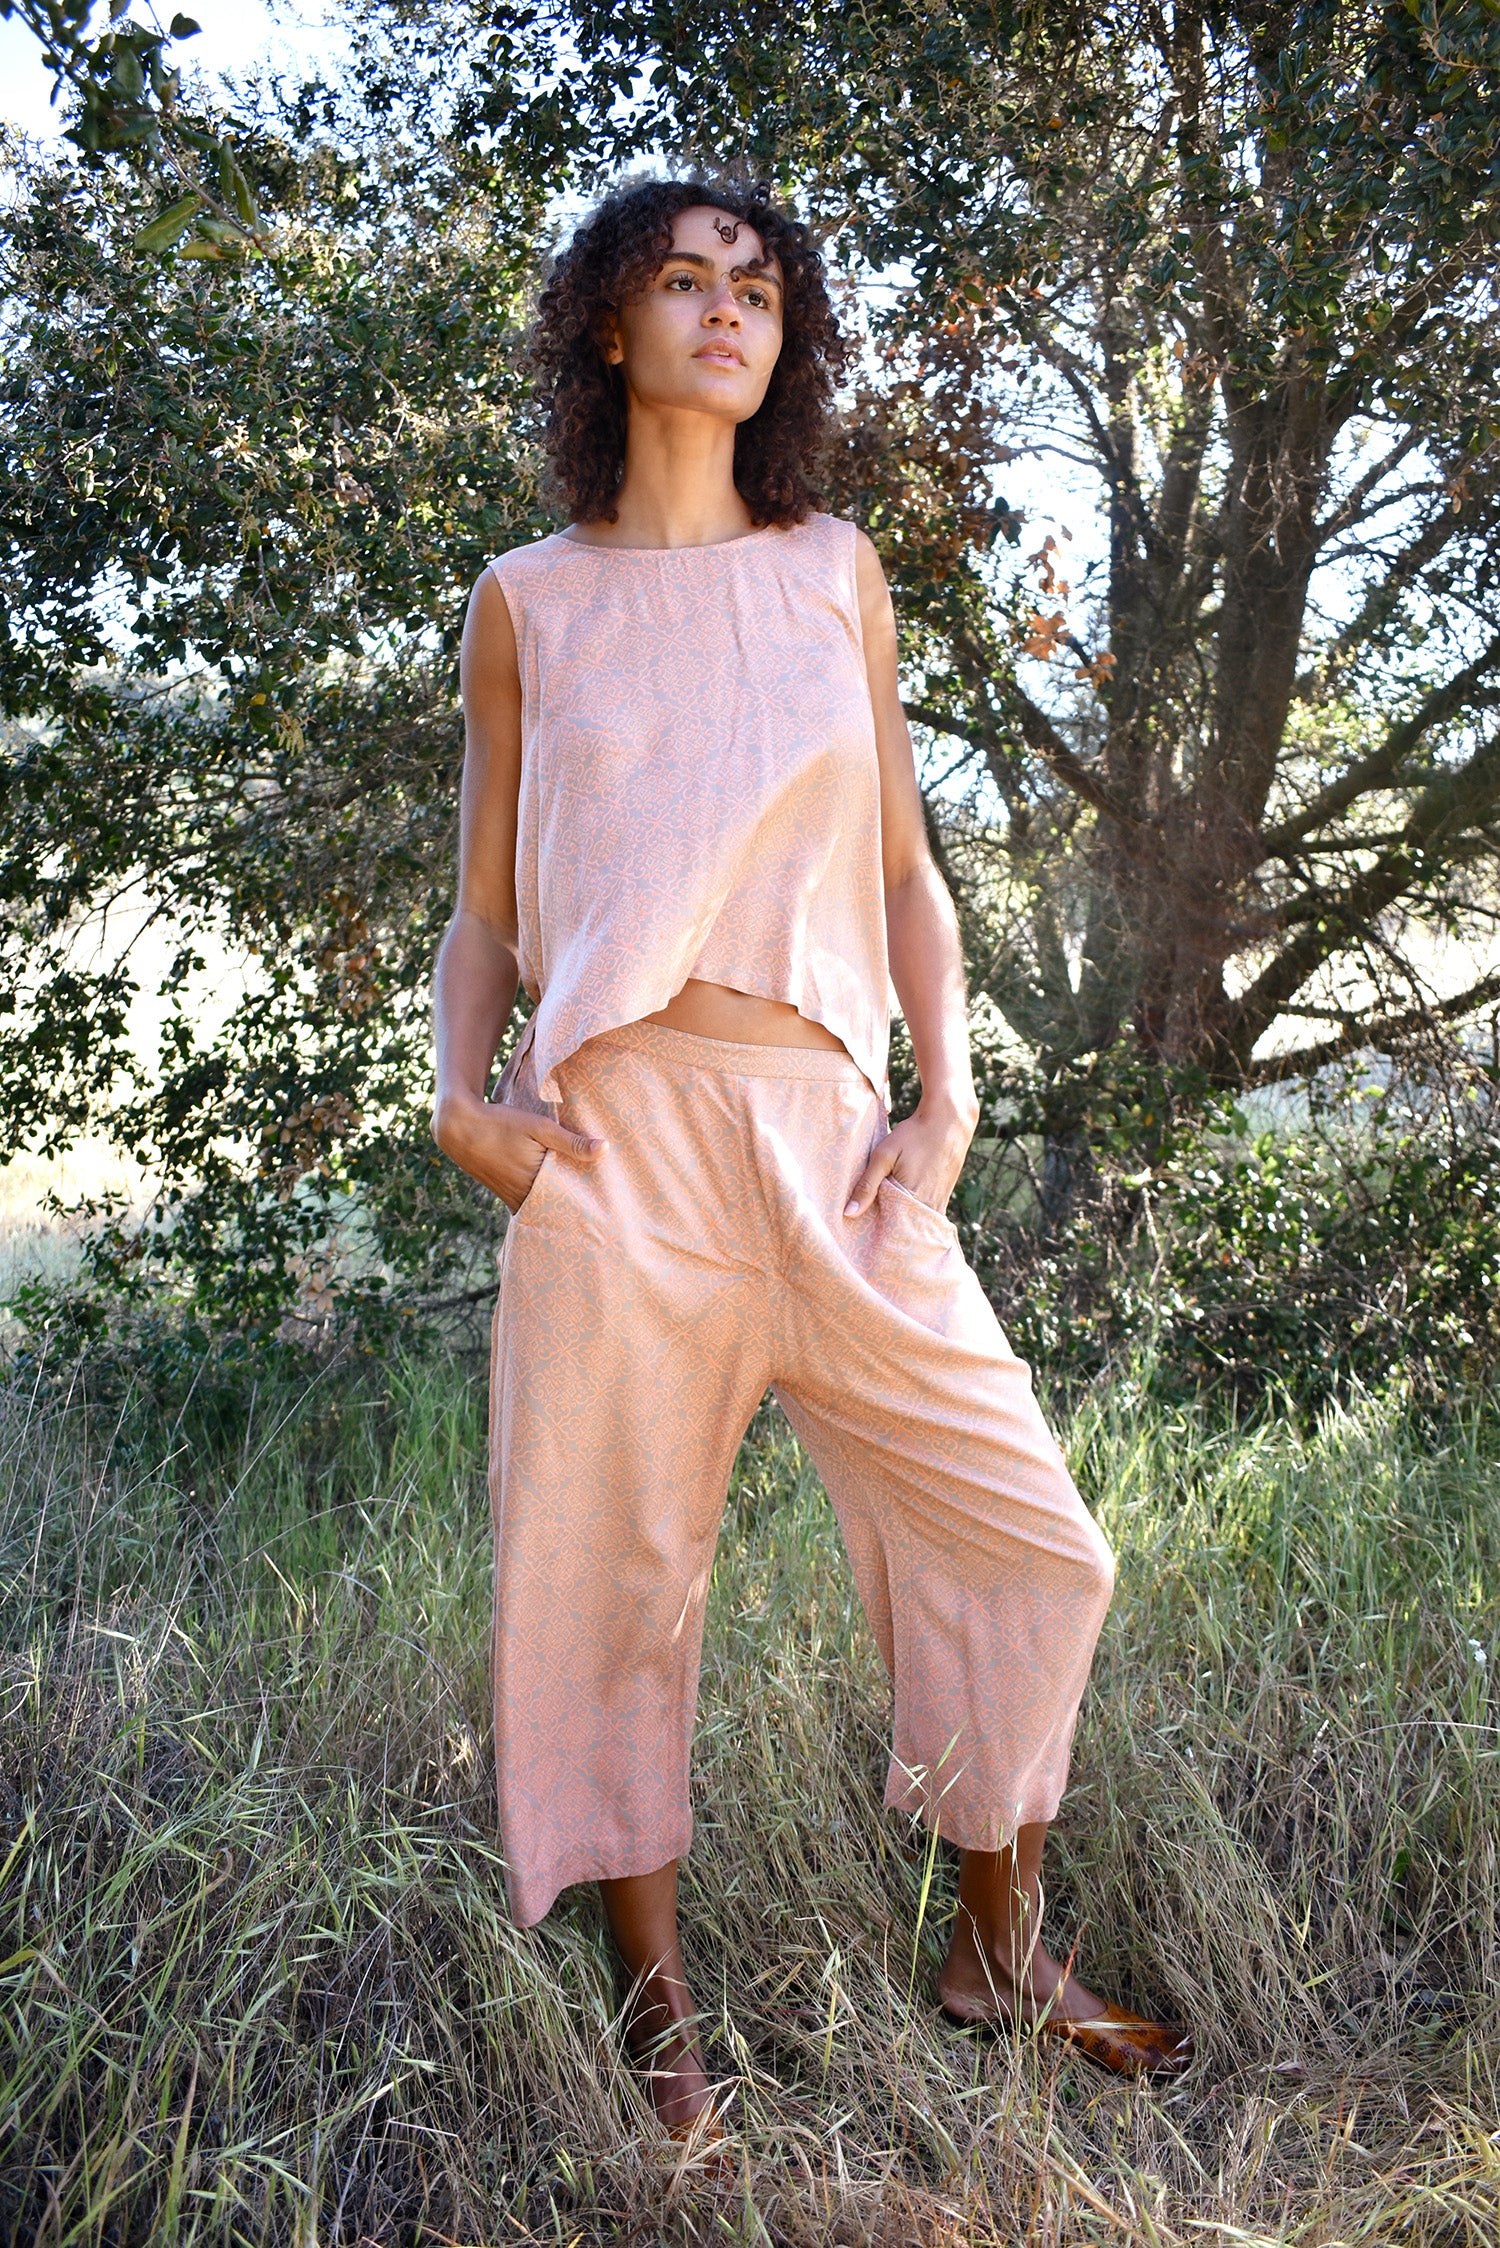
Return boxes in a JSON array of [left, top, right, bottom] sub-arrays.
[[1, 1352, 1497, 2244]]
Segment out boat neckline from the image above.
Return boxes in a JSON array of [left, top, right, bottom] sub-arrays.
[[552, 520, 790, 556]]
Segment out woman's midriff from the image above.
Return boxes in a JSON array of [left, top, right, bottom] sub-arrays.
[[642, 978, 852, 1055]]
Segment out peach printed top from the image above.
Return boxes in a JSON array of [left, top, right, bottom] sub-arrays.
[[487, 511, 890, 1106]]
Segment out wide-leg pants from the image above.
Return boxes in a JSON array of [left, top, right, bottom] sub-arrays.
[[487, 1017, 1114, 1929]]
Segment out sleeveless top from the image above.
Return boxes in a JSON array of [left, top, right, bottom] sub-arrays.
[[487, 511, 890, 1107]]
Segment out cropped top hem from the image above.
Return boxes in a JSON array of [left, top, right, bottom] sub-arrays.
[[527, 978, 888, 1112], [487, 511, 891, 1116]]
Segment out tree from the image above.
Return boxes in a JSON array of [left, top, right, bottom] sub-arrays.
[[6, 1, 1500, 1340], [0, 0, 272, 259], [491, 0, 1500, 1093], [0, 61, 559, 1332]]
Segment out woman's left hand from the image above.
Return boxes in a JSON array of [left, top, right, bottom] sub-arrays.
[[843, 1097, 979, 1220]]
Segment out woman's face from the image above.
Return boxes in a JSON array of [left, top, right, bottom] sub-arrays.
[[604, 204, 785, 424]]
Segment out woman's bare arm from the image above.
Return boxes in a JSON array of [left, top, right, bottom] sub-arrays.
[[431, 567, 604, 1208], [843, 531, 979, 1215], [434, 568, 524, 1108]]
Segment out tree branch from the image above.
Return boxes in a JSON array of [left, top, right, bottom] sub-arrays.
[[1233, 722, 1500, 1050], [1261, 631, 1500, 855], [1312, 424, 1426, 548], [1325, 233, 1498, 419], [907, 696, 1139, 828], [1000, 300, 1163, 565], [1248, 971, 1500, 1085]]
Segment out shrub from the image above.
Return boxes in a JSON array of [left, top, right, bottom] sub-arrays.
[[960, 1048, 1500, 1413]]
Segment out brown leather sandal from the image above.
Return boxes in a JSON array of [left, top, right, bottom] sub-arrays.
[[1035, 2001, 1193, 2076], [939, 1996, 1193, 2077]]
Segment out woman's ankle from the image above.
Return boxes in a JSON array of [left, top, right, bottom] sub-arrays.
[[623, 2001, 714, 2126], [623, 1965, 699, 2047]]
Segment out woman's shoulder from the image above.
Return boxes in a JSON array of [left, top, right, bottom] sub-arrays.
[[787, 510, 878, 568], [792, 507, 857, 540], [782, 511, 880, 614], [484, 527, 573, 588]]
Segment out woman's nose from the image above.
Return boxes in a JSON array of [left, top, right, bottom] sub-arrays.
[[702, 282, 741, 326]]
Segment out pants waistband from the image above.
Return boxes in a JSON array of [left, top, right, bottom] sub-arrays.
[[580, 1016, 873, 1087]]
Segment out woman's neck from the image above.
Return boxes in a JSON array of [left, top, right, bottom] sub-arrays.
[[574, 402, 754, 550]]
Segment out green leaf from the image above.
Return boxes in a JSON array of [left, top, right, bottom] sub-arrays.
[[132, 194, 202, 255], [108, 47, 146, 101], [169, 13, 203, 34], [217, 146, 261, 230]]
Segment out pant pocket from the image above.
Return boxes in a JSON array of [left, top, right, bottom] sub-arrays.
[[508, 1147, 557, 1226], [879, 1172, 958, 1238]]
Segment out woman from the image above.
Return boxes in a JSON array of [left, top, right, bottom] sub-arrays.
[[432, 176, 1189, 2134]]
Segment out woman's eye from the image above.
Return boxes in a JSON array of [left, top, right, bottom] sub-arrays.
[[666, 273, 696, 291]]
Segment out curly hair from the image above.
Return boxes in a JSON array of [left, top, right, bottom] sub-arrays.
[[527, 175, 848, 527]]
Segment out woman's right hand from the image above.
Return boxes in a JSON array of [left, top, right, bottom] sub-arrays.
[[431, 1090, 607, 1213]]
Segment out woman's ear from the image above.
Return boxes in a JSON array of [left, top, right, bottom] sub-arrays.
[[597, 315, 624, 368]]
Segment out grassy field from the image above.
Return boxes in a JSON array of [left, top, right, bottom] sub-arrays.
[[1, 1347, 1497, 2245]]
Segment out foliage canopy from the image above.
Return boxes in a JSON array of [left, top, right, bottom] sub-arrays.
[[2, 82, 553, 1328], [3, 1, 1499, 1351], [535, 0, 1500, 1087]]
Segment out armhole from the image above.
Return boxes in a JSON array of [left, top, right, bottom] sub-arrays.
[[485, 549, 517, 611], [838, 516, 867, 655], [484, 552, 525, 671]]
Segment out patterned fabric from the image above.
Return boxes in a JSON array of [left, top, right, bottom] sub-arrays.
[[488, 1020, 1116, 1930], [486, 515, 890, 1106]]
